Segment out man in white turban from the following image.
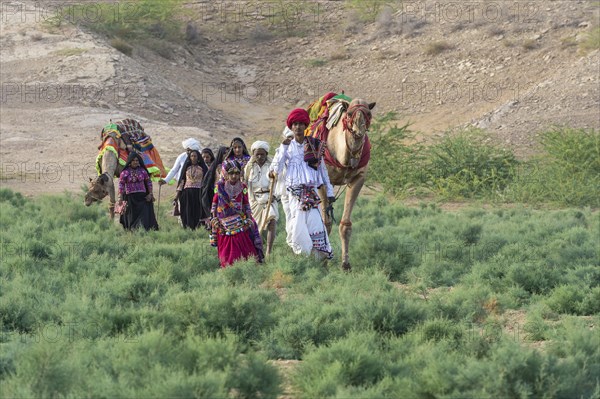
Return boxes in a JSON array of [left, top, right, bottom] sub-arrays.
[[245, 140, 279, 256], [159, 138, 202, 186]]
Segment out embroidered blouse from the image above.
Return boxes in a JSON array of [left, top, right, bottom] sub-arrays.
[[181, 165, 204, 189], [211, 181, 253, 235], [119, 168, 152, 195]]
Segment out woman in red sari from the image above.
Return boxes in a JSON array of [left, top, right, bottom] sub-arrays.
[[211, 160, 264, 267]]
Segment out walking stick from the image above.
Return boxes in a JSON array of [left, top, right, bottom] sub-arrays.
[[260, 174, 277, 232]]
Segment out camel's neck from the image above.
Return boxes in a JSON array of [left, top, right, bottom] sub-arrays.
[[101, 150, 118, 176], [101, 151, 118, 204], [328, 118, 364, 168]]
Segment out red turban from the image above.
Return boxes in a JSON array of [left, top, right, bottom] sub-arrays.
[[286, 108, 310, 129]]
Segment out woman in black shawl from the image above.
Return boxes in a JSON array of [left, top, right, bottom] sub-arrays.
[[176, 150, 208, 230], [118, 152, 159, 231], [200, 146, 228, 220], [201, 148, 215, 169]]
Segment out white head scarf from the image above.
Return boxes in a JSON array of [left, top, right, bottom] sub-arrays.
[[282, 127, 294, 139], [250, 140, 270, 153], [181, 138, 201, 151]]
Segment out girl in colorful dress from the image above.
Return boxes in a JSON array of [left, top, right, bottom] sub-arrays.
[[175, 150, 208, 230], [118, 152, 159, 231], [211, 160, 264, 267], [222, 137, 251, 181]]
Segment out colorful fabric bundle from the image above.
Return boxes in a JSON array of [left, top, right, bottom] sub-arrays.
[[307, 91, 337, 122], [303, 136, 325, 170], [288, 184, 321, 211], [98, 119, 168, 180], [305, 93, 352, 142], [96, 136, 129, 177], [115, 118, 145, 142]]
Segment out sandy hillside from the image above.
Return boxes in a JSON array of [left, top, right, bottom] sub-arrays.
[[1, 0, 598, 200]]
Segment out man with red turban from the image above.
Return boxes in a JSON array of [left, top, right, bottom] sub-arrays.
[[286, 108, 311, 129], [271, 108, 335, 260]]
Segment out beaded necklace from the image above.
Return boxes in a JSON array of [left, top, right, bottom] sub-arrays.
[[224, 181, 243, 201]]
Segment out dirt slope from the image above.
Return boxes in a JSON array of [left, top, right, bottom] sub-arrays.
[[1, 0, 598, 196]]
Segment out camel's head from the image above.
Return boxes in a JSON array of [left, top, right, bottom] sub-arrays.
[[345, 99, 376, 139], [84, 174, 110, 206]]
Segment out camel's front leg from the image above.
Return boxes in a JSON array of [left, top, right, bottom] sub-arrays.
[[108, 178, 116, 220], [339, 175, 365, 271], [318, 185, 332, 235]]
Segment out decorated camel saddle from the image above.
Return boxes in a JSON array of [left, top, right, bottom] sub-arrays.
[[96, 118, 168, 180], [305, 92, 372, 170]]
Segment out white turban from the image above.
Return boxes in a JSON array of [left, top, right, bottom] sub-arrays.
[[282, 126, 294, 139], [181, 138, 201, 151], [251, 140, 270, 153]]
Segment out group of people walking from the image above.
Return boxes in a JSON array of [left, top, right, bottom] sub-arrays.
[[117, 109, 336, 268]]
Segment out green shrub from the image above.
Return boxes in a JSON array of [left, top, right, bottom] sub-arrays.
[[369, 121, 599, 206], [523, 313, 550, 341], [260, 270, 424, 359], [345, 0, 396, 23], [1, 331, 281, 398], [1, 189, 598, 396], [110, 38, 133, 55], [305, 58, 327, 67], [80, 0, 185, 42], [579, 26, 600, 53], [507, 128, 600, 206], [425, 41, 453, 55], [545, 285, 587, 315], [426, 130, 518, 199], [418, 318, 464, 345], [367, 113, 425, 196], [293, 331, 387, 397]]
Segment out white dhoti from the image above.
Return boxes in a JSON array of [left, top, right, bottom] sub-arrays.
[[280, 193, 293, 246], [250, 192, 279, 230], [287, 194, 333, 259]]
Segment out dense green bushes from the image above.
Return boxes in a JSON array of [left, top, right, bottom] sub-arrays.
[[369, 115, 600, 207], [293, 323, 599, 398], [1, 189, 598, 397]]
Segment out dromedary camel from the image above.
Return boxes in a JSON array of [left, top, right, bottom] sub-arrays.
[[84, 138, 124, 219], [318, 98, 375, 271]]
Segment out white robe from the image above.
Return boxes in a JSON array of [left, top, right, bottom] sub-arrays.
[[163, 152, 188, 184], [271, 140, 334, 258], [271, 147, 292, 246], [245, 157, 279, 230]]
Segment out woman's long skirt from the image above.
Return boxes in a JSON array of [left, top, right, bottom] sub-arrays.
[[120, 192, 159, 231], [179, 187, 204, 230], [216, 230, 259, 267]]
